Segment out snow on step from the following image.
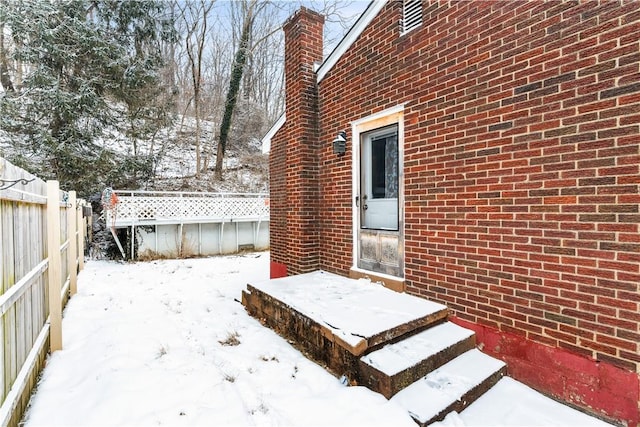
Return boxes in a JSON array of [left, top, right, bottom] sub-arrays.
[[249, 271, 447, 349], [391, 349, 506, 425], [360, 322, 475, 376]]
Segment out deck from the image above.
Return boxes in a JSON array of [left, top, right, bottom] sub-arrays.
[[102, 190, 270, 259], [105, 190, 269, 228]]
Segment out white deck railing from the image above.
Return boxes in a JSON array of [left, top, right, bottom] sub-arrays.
[[105, 190, 270, 227]]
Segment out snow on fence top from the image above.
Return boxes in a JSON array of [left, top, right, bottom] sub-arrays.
[[105, 190, 270, 227]]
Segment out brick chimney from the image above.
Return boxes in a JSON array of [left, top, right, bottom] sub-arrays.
[[269, 7, 324, 277]]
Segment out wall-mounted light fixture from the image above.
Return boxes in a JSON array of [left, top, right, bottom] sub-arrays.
[[332, 131, 347, 156]]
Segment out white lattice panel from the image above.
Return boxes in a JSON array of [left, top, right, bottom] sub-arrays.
[[106, 192, 269, 226]]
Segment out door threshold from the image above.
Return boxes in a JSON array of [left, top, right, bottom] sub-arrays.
[[349, 267, 405, 293]]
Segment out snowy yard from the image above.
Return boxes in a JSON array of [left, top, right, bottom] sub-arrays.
[[23, 252, 613, 426]]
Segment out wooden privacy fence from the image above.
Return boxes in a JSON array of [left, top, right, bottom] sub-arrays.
[[0, 158, 87, 427]]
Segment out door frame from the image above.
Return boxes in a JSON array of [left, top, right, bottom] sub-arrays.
[[351, 105, 405, 280]]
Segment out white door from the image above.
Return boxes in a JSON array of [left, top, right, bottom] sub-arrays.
[[358, 125, 401, 277]]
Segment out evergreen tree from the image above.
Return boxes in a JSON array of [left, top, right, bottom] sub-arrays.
[[0, 0, 175, 196]]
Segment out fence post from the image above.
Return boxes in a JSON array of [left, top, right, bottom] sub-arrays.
[[67, 191, 78, 295], [46, 180, 63, 352], [77, 201, 85, 271]]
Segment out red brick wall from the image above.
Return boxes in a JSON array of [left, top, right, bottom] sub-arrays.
[[278, 1, 640, 424], [270, 7, 324, 276]]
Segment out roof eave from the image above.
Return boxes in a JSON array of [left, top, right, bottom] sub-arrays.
[[260, 113, 286, 153], [316, 0, 389, 83]]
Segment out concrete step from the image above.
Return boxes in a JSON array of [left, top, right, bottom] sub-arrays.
[[390, 349, 507, 426], [243, 271, 509, 425], [359, 322, 476, 399], [243, 271, 449, 379]]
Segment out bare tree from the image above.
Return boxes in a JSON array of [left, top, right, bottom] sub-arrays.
[[165, 0, 361, 182], [241, 2, 285, 122], [199, 26, 231, 171], [214, 0, 272, 180], [212, 0, 358, 180], [177, 0, 215, 178]]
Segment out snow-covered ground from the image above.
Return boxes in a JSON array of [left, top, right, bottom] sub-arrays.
[[23, 253, 614, 426]]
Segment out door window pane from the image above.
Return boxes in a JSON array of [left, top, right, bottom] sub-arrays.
[[385, 135, 398, 198], [371, 138, 386, 198], [361, 125, 399, 231], [370, 134, 398, 199]]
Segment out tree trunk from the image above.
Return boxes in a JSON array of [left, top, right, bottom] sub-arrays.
[[214, 6, 253, 180], [0, 21, 15, 92], [178, 0, 214, 178], [194, 100, 201, 177]]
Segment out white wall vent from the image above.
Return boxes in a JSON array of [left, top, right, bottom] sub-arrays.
[[401, 0, 423, 35]]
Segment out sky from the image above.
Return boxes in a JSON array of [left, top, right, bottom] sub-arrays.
[[304, 0, 371, 51]]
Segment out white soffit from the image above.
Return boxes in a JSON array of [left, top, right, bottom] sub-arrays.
[[316, 0, 389, 83], [261, 113, 285, 154]]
